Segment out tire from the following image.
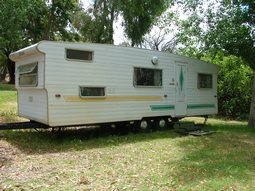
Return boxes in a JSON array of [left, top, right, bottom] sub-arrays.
[[135, 119, 152, 133], [154, 118, 168, 130], [169, 117, 180, 129]]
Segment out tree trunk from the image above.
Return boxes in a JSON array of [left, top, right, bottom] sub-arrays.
[[6, 58, 15, 84], [109, 9, 114, 44], [44, 1, 55, 40], [1, 66, 7, 81], [248, 73, 255, 127]]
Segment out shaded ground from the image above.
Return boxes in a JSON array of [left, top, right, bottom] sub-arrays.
[[0, 128, 180, 190], [0, 119, 255, 190], [0, 140, 19, 169]]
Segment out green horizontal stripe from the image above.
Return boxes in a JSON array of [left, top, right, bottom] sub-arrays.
[[187, 104, 215, 109], [150, 105, 175, 111]]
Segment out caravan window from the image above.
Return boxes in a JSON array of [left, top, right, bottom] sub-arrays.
[[18, 63, 38, 87], [134, 67, 162, 87], [66, 49, 93, 61], [80, 87, 105, 97], [198, 73, 212, 89]]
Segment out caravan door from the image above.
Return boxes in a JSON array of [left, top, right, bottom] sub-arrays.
[[175, 62, 187, 116]]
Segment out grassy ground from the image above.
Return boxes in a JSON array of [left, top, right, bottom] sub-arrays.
[[0, 84, 25, 123], [0, 84, 16, 91], [0, 85, 255, 190]]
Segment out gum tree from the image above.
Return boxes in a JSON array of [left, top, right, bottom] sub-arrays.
[[0, 0, 30, 83], [175, 0, 255, 126], [119, 0, 171, 46], [0, 0, 80, 84]]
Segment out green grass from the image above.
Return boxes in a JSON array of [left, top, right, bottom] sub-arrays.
[[0, 84, 255, 190], [0, 84, 20, 122], [0, 83, 16, 91], [1, 123, 255, 190], [0, 91, 17, 108]]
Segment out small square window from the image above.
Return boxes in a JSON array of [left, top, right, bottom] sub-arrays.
[[18, 62, 38, 87], [80, 87, 105, 97], [198, 73, 212, 89], [66, 49, 93, 61]]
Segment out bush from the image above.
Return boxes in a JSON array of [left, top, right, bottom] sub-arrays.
[[217, 56, 253, 118], [202, 52, 253, 119]]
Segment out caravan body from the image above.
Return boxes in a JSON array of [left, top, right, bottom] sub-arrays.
[[10, 41, 218, 127]]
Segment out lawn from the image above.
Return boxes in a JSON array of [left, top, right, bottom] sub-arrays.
[[0, 84, 25, 123], [0, 85, 255, 190]]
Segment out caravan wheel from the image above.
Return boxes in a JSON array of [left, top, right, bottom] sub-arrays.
[[154, 118, 168, 130], [136, 119, 152, 133]]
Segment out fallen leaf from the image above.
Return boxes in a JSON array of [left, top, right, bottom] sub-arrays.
[[79, 176, 90, 185]]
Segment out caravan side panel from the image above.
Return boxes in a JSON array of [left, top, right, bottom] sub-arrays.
[[39, 42, 176, 126], [11, 41, 219, 127], [15, 54, 48, 124], [18, 89, 48, 123], [186, 60, 218, 116]]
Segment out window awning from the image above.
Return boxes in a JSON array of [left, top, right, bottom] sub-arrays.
[[18, 63, 37, 74]]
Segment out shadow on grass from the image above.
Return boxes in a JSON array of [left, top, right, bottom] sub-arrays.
[[168, 122, 255, 189], [0, 125, 181, 154], [0, 83, 16, 91], [1, 121, 254, 155]]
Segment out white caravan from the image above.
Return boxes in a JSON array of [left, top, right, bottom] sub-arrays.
[[9, 41, 218, 130]]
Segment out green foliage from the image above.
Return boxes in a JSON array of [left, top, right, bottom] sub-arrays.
[[0, 0, 29, 52], [92, 0, 117, 43], [174, 0, 255, 124], [23, 0, 80, 42], [43, 0, 80, 41], [73, 0, 170, 45], [203, 53, 253, 118], [72, 11, 94, 42], [0, 0, 32, 83], [204, 2, 255, 69], [0, 0, 81, 83], [24, 0, 48, 43], [119, 0, 170, 46], [73, 0, 117, 43], [175, 0, 255, 68]]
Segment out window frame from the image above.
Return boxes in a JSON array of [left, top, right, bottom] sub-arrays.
[[65, 48, 94, 62], [79, 86, 106, 98], [133, 67, 163, 88], [197, 73, 213, 89], [18, 62, 38, 87]]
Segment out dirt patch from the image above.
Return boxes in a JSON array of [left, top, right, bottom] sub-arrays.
[[0, 116, 28, 123], [0, 141, 19, 169]]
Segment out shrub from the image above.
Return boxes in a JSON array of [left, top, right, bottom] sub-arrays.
[[202, 53, 253, 119]]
